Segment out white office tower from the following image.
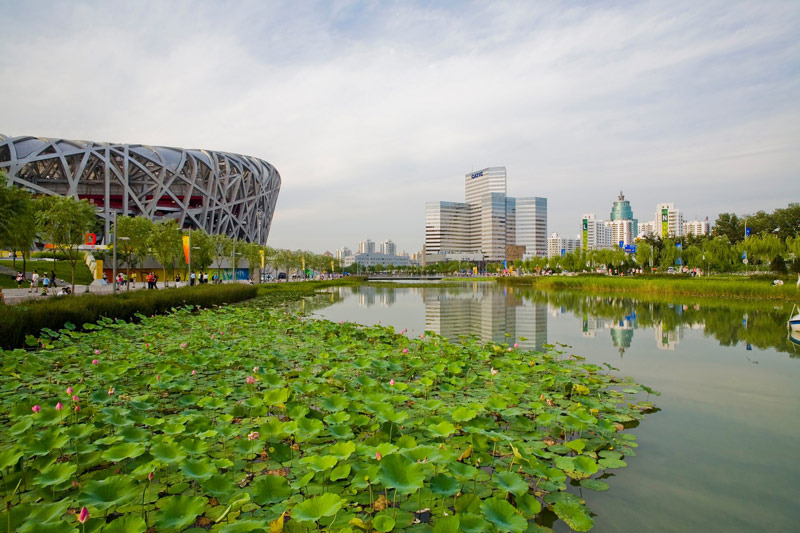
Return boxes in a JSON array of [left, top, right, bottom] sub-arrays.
[[379, 240, 397, 256], [580, 214, 614, 250], [638, 221, 657, 239], [548, 232, 580, 257], [465, 168, 509, 262], [684, 218, 709, 237], [609, 219, 636, 248], [464, 167, 507, 207], [358, 239, 375, 254], [516, 197, 548, 257], [655, 203, 683, 238], [425, 201, 473, 254], [335, 247, 352, 261]]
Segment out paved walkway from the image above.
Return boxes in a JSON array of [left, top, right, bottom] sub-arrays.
[[1, 281, 197, 305]]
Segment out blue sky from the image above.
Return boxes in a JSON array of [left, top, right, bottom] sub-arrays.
[[1, 0, 798, 254]]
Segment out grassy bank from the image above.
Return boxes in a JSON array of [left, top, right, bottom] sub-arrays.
[[501, 275, 800, 301]]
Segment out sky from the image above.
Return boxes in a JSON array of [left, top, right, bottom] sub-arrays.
[[1, 0, 798, 254]]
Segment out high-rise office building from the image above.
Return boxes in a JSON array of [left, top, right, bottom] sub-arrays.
[[654, 203, 683, 239], [425, 167, 547, 263], [609, 192, 637, 247], [684, 218, 709, 237], [358, 239, 375, 254], [580, 214, 614, 250], [379, 240, 396, 256], [548, 232, 580, 257]]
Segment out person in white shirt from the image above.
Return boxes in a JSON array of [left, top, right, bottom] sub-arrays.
[[29, 270, 39, 293]]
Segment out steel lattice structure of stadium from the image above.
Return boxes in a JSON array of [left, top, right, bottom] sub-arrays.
[[0, 134, 281, 244]]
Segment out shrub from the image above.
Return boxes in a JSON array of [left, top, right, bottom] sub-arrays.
[[0, 284, 257, 349]]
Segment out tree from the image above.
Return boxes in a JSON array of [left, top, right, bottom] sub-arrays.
[[212, 234, 232, 280], [712, 213, 744, 243], [636, 242, 654, 270], [0, 172, 36, 272], [241, 241, 263, 283], [113, 215, 152, 291], [148, 219, 182, 287], [188, 229, 215, 274], [35, 195, 97, 292]]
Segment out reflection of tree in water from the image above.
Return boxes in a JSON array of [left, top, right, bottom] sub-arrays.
[[520, 288, 799, 358]]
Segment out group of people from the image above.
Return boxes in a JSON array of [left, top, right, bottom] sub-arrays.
[[16, 269, 60, 295]]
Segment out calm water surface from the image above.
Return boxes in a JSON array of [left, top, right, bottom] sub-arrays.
[[310, 282, 800, 532]]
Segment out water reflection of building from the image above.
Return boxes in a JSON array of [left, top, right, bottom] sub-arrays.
[[423, 285, 547, 351], [655, 323, 681, 350]]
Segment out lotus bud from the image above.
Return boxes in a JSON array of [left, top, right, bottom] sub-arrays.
[[94, 349, 100, 355], [55, 402, 63, 411], [376, 451, 382, 461], [78, 507, 89, 524], [66, 386, 74, 395], [108, 387, 114, 396], [31, 405, 41, 413]]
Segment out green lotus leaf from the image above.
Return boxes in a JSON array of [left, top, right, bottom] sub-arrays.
[[259, 417, 290, 440], [427, 421, 456, 438], [579, 478, 610, 491], [102, 442, 146, 463], [181, 437, 210, 455], [160, 422, 185, 435], [420, 399, 444, 410], [24, 428, 70, 456], [330, 462, 351, 481], [573, 456, 598, 474], [79, 476, 139, 510], [328, 424, 355, 440], [480, 497, 527, 532], [251, 475, 293, 505], [432, 515, 460, 533], [154, 494, 207, 531], [451, 407, 477, 422], [19, 501, 70, 525], [151, 441, 187, 464], [9, 418, 32, 436], [599, 457, 627, 469], [320, 395, 349, 412], [327, 440, 356, 460], [324, 411, 351, 425], [18, 520, 77, 533], [493, 471, 529, 497], [200, 474, 237, 499], [373, 513, 396, 532], [218, 519, 271, 533], [448, 462, 480, 480], [0, 448, 23, 470], [516, 493, 542, 516], [102, 514, 147, 533], [100, 407, 133, 427], [430, 474, 460, 497], [34, 462, 77, 487], [565, 439, 586, 454], [290, 472, 315, 490], [456, 512, 489, 533], [300, 454, 338, 472], [378, 453, 425, 494], [295, 417, 324, 442], [292, 493, 344, 523], [118, 426, 148, 442], [554, 500, 593, 532], [197, 397, 226, 409], [181, 458, 217, 482]]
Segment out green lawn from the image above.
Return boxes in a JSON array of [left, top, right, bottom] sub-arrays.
[[0, 259, 94, 288]]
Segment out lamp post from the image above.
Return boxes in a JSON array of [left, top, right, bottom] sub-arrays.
[[111, 212, 130, 295]]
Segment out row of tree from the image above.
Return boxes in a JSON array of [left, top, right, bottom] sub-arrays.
[[0, 172, 341, 291]]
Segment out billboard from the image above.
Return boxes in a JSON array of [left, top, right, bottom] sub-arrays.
[[582, 218, 588, 251], [661, 208, 669, 238]]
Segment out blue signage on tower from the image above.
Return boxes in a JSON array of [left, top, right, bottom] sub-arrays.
[[470, 171, 484, 179]]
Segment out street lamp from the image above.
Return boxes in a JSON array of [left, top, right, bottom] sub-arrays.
[[112, 212, 130, 295]]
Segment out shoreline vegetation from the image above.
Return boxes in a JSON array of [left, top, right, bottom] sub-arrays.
[[496, 274, 800, 301], [0, 287, 656, 532]]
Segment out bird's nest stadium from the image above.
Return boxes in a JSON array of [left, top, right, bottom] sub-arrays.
[[0, 134, 281, 244]]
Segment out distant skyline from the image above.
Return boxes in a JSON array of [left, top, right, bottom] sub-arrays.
[[1, 0, 798, 253]]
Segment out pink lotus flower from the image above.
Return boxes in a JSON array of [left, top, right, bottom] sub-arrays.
[[91, 359, 98, 365], [72, 395, 79, 402], [31, 405, 41, 413], [94, 349, 100, 355], [156, 375, 161, 381], [74, 405, 81, 412], [247, 431, 259, 441], [72, 480, 79, 488], [253, 366, 259, 373], [145, 343, 150, 348], [78, 507, 89, 524], [402, 349, 409, 354], [180, 342, 187, 349], [389, 379, 395, 386], [148, 471, 154, 481], [539, 394, 545, 400], [508, 347, 513, 352], [66, 386, 74, 395], [339, 321, 343, 324], [246, 376, 255, 385], [211, 334, 215, 339], [513, 343, 519, 348], [490, 367, 498, 376], [376, 451, 382, 461], [191, 370, 197, 376], [108, 387, 115, 396], [55, 402, 63, 411]]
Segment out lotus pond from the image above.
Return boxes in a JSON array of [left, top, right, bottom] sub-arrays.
[[0, 299, 656, 532]]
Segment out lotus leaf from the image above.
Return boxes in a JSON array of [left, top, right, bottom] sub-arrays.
[[373, 513, 396, 532], [554, 500, 593, 532], [378, 454, 425, 494], [218, 519, 271, 533], [102, 442, 146, 463], [480, 497, 527, 532], [102, 514, 147, 533], [432, 515, 460, 533], [291, 493, 344, 523], [457, 512, 490, 533], [79, 477, 139, 510], [252, 475, 293, 505], [430, 473, 460, 496], [154, 494, 207, 531], [493, 472, 529, 497], [34, 462, 77, 487], [181, 458, 217, 482], [151, 441, 187, 464], [300, 454, 338, 472]]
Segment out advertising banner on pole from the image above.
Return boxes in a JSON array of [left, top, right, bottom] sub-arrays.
[[182, 236, 190, 265], [259, 249, 265, 269], [661, 209, 669, 238], [582, 219, 588, 251]]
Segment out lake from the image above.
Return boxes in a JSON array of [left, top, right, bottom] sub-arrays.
[[309, 282, 800, 532]]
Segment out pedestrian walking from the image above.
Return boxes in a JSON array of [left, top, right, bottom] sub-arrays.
[[29, 270, 39, 293], [50, 271, 57, 288], [131, 272, 137, 289], [190, 271, 196, 286], [42, 275, 50, 295], [15, 271, 24, 288]]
